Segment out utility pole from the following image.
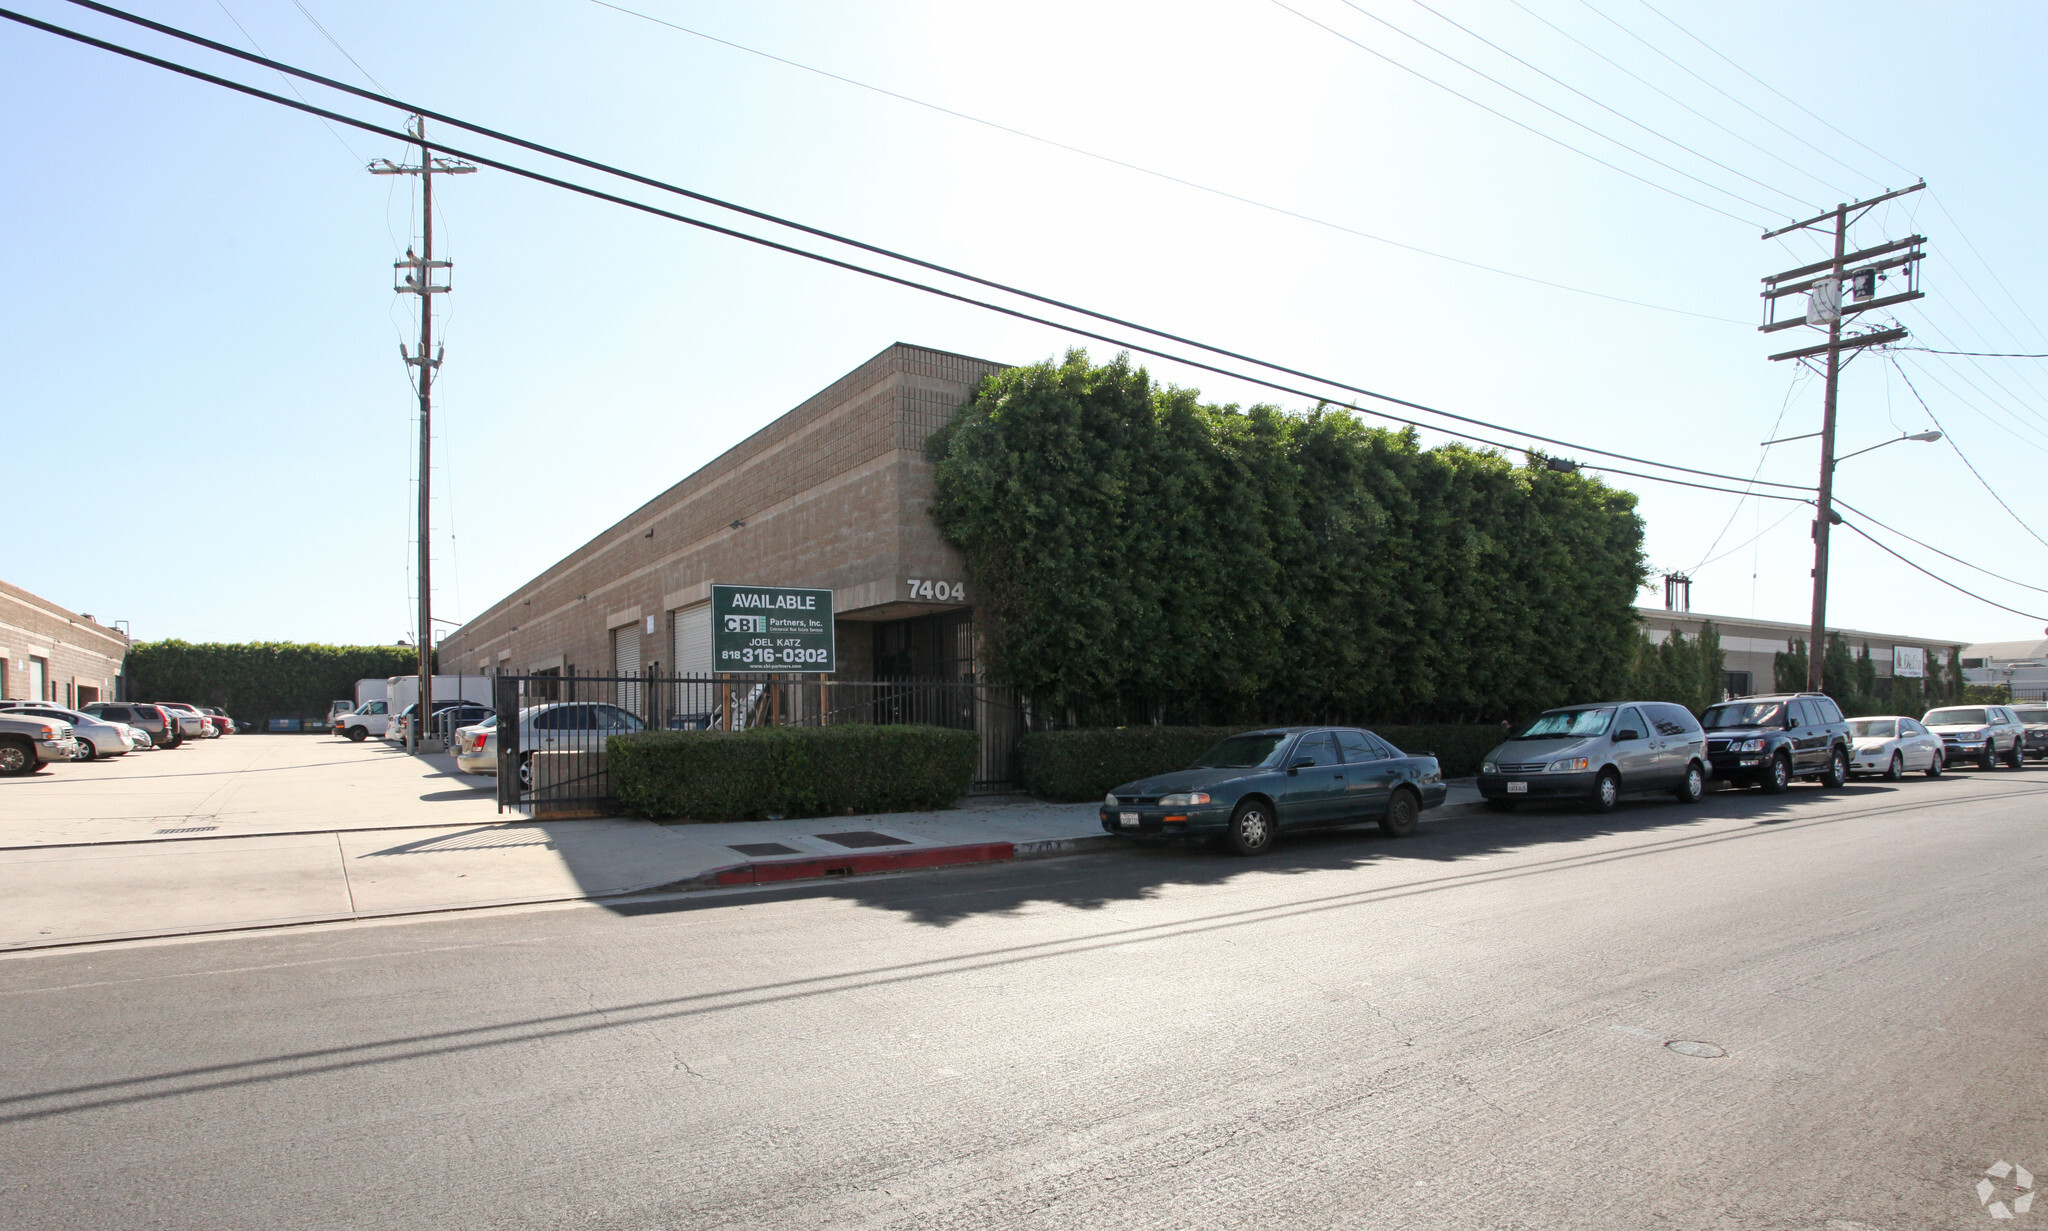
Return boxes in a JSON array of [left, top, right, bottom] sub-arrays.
[[1760, 181, 1926, 693], [371, 118, 475, 752]]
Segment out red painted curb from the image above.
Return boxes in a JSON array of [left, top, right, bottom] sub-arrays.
[[715, 841, 1016, 886]]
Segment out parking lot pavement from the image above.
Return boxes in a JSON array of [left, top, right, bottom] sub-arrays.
[[0, 734, 510, 846]]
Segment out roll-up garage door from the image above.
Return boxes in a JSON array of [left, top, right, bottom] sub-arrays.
[[671, 603, 712, 675], [611, 625, 641, 677]]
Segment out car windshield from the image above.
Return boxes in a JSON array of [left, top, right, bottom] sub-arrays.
[[1848, 719, 1897, 739], [1194, 732, 1289, 768], [1925, 707, 1989, 726], [1510, 709, 1613, 739], [1702, 701, 1785, 730], [2014, 707, 2048, 724]]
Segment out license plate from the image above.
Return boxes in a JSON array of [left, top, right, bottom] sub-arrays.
[[1506, 781, 1528, 794], [1119, 812, 1139, 827]]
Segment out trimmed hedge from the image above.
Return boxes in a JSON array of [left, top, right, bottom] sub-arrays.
[[1020, 723, 1504, 802], [125, 640, 422, 729], [610, 724, 979, 821]]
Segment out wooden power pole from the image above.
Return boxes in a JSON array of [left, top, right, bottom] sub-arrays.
[[371, 118, 474, 751], [1759, 181, 1927, 693]]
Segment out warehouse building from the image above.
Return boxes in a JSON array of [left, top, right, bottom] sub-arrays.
[[1638, 606, 1963, 701], [437, 343, 1005, 685], [0, 579, 130, 705]]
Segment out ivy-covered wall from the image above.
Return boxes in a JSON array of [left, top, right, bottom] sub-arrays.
[[927, 350, 1648, 725], [125, 641, 423, 725]]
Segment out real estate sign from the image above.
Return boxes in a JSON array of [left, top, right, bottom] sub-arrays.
[[1892, 645, 1926, 679], [711, 584, 836, 673]]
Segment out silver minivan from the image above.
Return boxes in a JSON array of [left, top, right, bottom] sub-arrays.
[[1477, 701, 1710, 812]]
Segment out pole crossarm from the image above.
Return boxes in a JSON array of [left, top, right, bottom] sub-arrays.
[[1768, 327, 1908, 363], [1761, 181, 1924, 239], [1762, 236, 1926, 288], [1760, 290, 1923, 333]]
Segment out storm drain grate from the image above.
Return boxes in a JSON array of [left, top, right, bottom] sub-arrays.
[[155, 826, 219, 835], [815, 831, 911, 849], [729, 842, 801, 857]]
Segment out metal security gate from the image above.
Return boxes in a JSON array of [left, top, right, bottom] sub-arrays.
[[495, 672, 1023, 815]]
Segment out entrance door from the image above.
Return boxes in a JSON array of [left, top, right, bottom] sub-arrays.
[[27, 657, 46, 702], [611, 625, 642, 714]]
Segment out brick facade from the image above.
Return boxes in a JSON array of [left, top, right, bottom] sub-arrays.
[[437, 343, 1007, 679], [0, 580, 130, 705]]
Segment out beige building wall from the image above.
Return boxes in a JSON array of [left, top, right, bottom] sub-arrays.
[[0, 580, 130, 705], [1638, 606, 1962, 697], [437, 343, 1006, 679]]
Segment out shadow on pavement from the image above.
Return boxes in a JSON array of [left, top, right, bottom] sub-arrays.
[[608, 777, 2019, 927]]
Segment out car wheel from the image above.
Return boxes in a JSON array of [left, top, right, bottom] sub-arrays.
[[1883, 752, 1904, 782], [1925, 749, 1944, 778], [345, 726, 368, 743], [0, 738, 33, 776], [1380, 788, 1421, 838], [2007, 739, 2026, 770], [1225, 799, 1275, 856], [516, 752, 534, 793], [73, 737, 95, 763], [1761, 752, 1792, 794], [1820, 748, 1849, 789], [1673, 761, 1705, 803], [1587, 769, 1621, 813], [1980, 741, 1999, 771], [1485, 798, 1516, 813]]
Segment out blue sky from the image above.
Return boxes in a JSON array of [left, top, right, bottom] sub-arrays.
[[4, 0, 2044, 649]]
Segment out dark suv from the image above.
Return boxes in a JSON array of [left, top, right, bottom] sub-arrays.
[[1700, 693, 1852, 792], [81, 702, 181, 748], [2015, 704, 2048, 761]]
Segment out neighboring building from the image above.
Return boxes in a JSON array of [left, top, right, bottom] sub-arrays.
[[1961, 637, 2048, 702], [0, 579, 130, 705], [437, 343, 1006, 684], [1639, 606, 1963, 701]]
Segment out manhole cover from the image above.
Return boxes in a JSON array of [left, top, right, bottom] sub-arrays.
[[729, 842, 800, 857], [816, 831, 910, 849], [155, 826, 219, 835], [1666, 1040, 1727, 1059]]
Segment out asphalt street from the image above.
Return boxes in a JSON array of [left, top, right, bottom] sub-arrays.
[[3, 771, 2044, 1230]]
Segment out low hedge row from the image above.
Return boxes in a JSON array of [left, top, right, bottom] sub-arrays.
[[609, 724, 979, 821], [1018, 723, 1504, 801]]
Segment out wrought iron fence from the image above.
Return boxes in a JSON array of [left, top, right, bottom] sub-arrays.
[[493, 671, 1023, 815]]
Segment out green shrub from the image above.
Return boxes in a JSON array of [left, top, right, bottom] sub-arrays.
[[609, 724, 978, 821], [125, 640, 423, 728], [1020, 723, 1503, 801]]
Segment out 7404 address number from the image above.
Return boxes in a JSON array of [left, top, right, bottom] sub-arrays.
[[906, 578, 965, 602]]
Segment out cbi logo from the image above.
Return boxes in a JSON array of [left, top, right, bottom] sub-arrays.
[[723, 614, 768, 634]]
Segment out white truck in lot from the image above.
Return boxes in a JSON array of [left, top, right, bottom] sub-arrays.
[[381, 674, 498, 744]]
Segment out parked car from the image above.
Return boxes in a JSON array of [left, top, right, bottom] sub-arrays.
[[152, 703, 213, 739], [457, 703, 647, 789], [2015, 704, 2048, 761], [1101, 726, 1448, 855], [1479, 701, 1709, 812], [428, 703, 493, 751], [0, 704, 135, 760], [123, 724, 153, 752], [201, 707, 237, 734], [82, 702, 181, 748], [1921, 704, 2028, 771], [392, 699, 493, 747], [1845, 716, 1944, 780], [452, 714, 498, 775], [1700, 693, 1852, 792], [0, 710, 78, 775], [333, 698, 392, 741]]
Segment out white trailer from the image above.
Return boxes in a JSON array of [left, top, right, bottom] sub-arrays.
[[354, 678, 390, 709], [383, 675, 498, 743]]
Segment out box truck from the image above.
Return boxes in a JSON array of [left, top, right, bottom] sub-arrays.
[[383, 675, 498, 744]]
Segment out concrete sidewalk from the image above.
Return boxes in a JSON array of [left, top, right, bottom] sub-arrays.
[[0, 737, 1486, 950]]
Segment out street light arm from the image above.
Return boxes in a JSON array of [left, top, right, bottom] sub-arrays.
[[1835, 431, 1942, 464]]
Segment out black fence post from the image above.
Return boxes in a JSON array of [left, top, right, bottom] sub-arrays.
[[494, 674, 520, 813]]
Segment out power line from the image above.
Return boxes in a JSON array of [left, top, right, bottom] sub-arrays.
[[282, 0, 385, 93], [1929, 191, 2048, 349], [1630, 0, 1920, 183], [1387, 0, 1818, 212], [1262, 0, 1761, 226], [1696, 501, 1802, 572], [1834, 499, 2048, 597], [1571, 0, 1888, 193], [1898, 347, 2048, 359], [1497, 0, 1850, 201], [21, 0, 1810, 498], [1835, 518, 2044, 623], [587, 0, 1745, 325], [1891, 351, 2048, 459], [1889, 358, 2048, 549], [1690, 369, 1805, 570]]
